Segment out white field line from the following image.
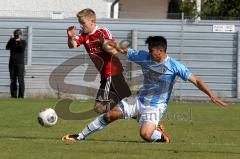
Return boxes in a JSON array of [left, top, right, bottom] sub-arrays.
[[2, 137, 240, 147]]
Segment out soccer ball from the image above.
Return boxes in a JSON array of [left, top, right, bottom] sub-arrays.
[[37, 108, 58, 127]]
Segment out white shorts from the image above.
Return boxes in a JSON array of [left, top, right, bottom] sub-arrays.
[[118, 96, 166, 126]]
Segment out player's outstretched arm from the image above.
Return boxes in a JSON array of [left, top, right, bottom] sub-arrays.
[[67, 26, 77, 48], [100, 37, 128, 55], [188, 74, 228, 107]]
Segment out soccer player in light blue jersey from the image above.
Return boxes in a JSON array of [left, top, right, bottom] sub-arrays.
[[62, 36, 227, 143]]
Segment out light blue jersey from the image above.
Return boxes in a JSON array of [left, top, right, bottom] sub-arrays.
[[127, 48, 191, 111]]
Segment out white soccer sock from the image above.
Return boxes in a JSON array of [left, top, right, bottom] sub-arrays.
[[77, 114, 107, 140], [151, 130, 162, 142]]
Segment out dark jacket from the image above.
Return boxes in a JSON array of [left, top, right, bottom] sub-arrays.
[[6, 38, 27, 65]]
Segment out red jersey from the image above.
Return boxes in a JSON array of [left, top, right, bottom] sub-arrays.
[[74, 26, 124, 78]]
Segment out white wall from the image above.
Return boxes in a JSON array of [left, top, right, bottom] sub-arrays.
[[0, 0, 116, 18]]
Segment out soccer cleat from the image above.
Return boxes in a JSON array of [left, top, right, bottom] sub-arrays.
[[157, 124, 165, 132], [156, 124, 170, 143], [61, 134, 82, 142]]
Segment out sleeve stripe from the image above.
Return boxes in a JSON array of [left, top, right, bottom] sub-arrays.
[[102, 28, 112, 39]]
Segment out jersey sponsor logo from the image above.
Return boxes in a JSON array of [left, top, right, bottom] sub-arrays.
[[160, 65, 168, 74], [149, 64, 168, 74], [88, 40, 102, 54]]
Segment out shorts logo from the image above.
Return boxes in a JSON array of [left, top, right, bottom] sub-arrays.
[[123, 96, 137, 105]]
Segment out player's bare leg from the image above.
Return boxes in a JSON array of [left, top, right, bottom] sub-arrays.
[[94, 101, 110, 114], [62, 106, 123, 141]]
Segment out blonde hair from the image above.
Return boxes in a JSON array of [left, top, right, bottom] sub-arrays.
[[76, 8, 96, 22]]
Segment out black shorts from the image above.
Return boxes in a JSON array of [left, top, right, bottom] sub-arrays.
[[96, 73, 131, 107]]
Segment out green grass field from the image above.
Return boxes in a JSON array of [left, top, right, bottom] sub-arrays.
[[0, 98, 240, 159]]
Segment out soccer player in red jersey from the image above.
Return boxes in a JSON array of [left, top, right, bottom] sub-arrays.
[[67, 8, 131, 113]]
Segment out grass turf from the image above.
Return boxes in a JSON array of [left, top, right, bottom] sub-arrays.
[[0, 98, 240, 159]]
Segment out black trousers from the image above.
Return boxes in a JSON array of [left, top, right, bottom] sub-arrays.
[[9, 64, 25, 98]]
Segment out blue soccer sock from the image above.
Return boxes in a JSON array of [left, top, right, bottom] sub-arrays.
[[77, 114, 108, 140], [151, 130, 162, 142]]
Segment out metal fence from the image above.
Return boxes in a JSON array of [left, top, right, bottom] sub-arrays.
[[0, 17, 240, 101]]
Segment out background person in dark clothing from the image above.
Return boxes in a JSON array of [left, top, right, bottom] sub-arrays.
[[6, 29, 27, 98]]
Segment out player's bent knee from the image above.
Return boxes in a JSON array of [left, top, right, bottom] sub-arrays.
[[103, 111, 120, 123], [140, 131, 152, 142], [103, 113, 111, 123]]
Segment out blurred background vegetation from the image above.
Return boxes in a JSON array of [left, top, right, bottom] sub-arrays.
[[168, 0, 240, 20]]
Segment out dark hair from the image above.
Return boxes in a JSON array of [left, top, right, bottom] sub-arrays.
[[145, 36, 167, 52], [13, 29, 22, 35]]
